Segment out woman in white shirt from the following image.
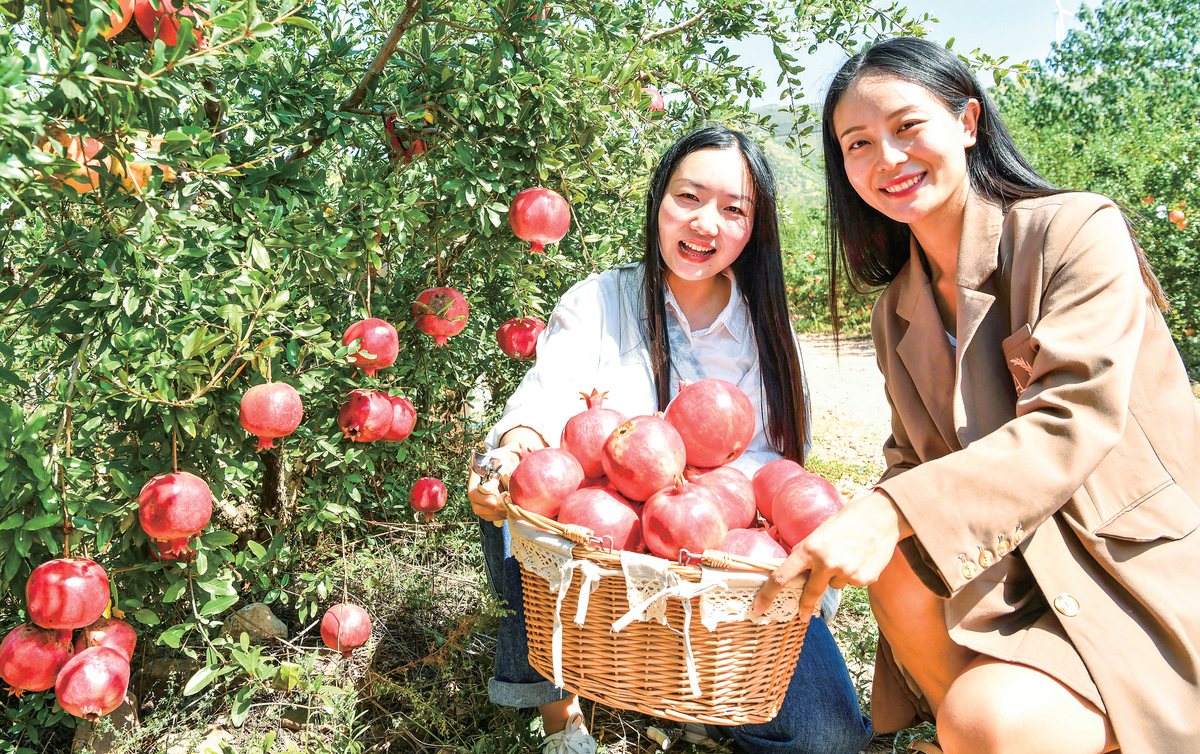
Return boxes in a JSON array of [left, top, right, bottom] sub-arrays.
[[468, 124, 872, 754]]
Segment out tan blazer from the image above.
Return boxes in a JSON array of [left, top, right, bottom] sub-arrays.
[[868, 189, 1200, 752]]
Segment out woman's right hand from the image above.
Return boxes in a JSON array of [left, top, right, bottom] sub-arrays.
[[467, 442, 525, 522]]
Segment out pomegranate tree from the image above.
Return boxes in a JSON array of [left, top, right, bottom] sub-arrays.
[[684, 465, 756, 530], [239, 382, 303, 450], [557, 487, 643, 552], [321, 603, 372, 657], [73, 618, 137, 663], [381, 395, 417, 442], [132, 0, 206, 48], [341, 318, 399, 376], [719, 528, 788, 560], [338, 390, 393, 442], [496, 316, 546, 361], [138, 471, 213, 558], [508, 187, 570, 254], [0, 624, 74, 696], [409, 477, 446, 521], [641, 86, 665, 111], [26, 558, 111, 630], [559, 389, 627, 478], [774, 472, 844, 548], [413, 287, 469, 346], [508, 448, 584, 518], [54, 647, 130, 721], [752, 458, 806, 524], [600, 414, 686, 502], [664, 379, 755, 467], [641, 477, 727, 560]]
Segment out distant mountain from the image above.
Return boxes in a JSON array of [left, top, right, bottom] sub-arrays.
[[750, 104, 825, 206]]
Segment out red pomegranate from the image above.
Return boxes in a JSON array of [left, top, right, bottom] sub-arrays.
[[337, 390, 393, 442], [774, 472, 845, 548], [413, 287, 469, 346], [719, 528, 788, 560], [133, 0, 205, 48], [54, 646, 130, 721], [149, 538, 192, 562], [239, 382, 303, 451], [508, 187, 570, 254], [382, 395, 417, 442], [342, 318, 399, 377], [684, 465, 757, 530], [560, 389, 628, 479], [641, 477, 728, 560], [496, 316, 546, 361], [508, 448, 584, 518], [664, 379, 755, 467], [557, 487, 643, 552], [752, 458, 806, 524], [320, 603, 372, 657], [600, 414, 686, 502], [73, 618, 137, 663], [98, 0, 135, 38], [138, 472, 213, 557], [384, 116, 428, 164], [409, 477, 446, 521], [25, 558, 111, 630], [0, 624, 74, 696], [642, 86, 665, 111]]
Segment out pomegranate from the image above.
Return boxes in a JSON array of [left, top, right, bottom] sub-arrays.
[[560, 389, 628, 479], [409, 477, 446, 521], [642, 86, 665, 111], [557, 487, 643, 552], [496, 316, 546, 361], [239, 382, 303, 451], [773, 472, 845, 548], [641, 477, 727, 560], [54, 646, 130, 721], [684, 465, 756, 530], [664, 379, 755, 467], [149, 538, 192, 561], [132, 0, 206, 48], [383, 115, 428, 164], [337, 390, 393, 442], [508, 448, 584, 518], [138, 472, 213, 557], [341, 318, 399, 377], [0, 624, 74, 696], [26, 558, 111, 630], [600, 414, 686, 502], [1169, 210, 1185, 223], [73, 618, 136, 663], [752, 458, 806, 524], [719, 528, 788, 560], [508, 187, 570, 254], [382, 394, 417, 442], [413, 287, 469, 346], [99, 0, 135, 38], [320, 603, 372, 657]]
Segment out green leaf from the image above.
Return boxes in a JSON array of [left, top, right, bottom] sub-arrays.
[[230, 686, 252, 727], [201, 594, 238, 616], [280, 16, 318, 31], [23, 513, 61, 529], [133, 609, 161, 625], [182, 665, 221, 695], [159, 623, 188, 648], [203, 531, 238, 547], [199, 154, 231, 171]]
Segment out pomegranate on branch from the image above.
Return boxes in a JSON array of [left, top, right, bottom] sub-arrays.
[[55, 647, 130, 721], [240, 381, 303, 451], [381, 394, 417, 442], [342, 317, 399, 377], [138, 472, 213, 558], [26, 558, 111, 630], [409, 477, 446, 521], [338, 390, 393, 443], [0, 624, 74, 696], [133, 0, 207, 48], [641, 86, 665, 112], [413, 287, 468, 346], [74, 618, 137, 663], [321, 603, 371, 656], [508, 187, 570, 254], [496, 316, 546, 361]]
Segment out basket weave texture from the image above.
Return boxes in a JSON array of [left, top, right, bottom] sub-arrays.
[[505, 499, 809, 726]]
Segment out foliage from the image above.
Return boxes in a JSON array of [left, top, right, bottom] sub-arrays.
[[994, 0, 1200, 379], [781, 202, 876, 334]]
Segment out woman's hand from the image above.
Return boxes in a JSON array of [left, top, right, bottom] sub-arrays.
[[466, 427, 548, 522], [753, 489, 913, 621]]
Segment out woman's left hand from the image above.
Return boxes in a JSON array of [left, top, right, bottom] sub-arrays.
[[752, 489, 913, 621]]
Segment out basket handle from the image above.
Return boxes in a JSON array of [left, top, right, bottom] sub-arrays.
[[501, 494, 596, 545]]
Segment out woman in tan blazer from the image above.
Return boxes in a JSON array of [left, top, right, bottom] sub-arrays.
[[754, 37, 1200, 754]]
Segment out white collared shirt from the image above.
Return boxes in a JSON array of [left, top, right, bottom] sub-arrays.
[[485, 265, 803, 478]]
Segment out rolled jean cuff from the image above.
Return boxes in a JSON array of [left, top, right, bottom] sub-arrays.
[[488, 676, 569, 710]]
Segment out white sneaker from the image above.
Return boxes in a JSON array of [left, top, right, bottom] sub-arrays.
[[542, 712, 597, 754]]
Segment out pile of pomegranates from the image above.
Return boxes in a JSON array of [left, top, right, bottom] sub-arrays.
[[501, 378, 846, 561]]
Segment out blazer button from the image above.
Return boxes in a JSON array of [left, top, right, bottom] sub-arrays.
[[977, 550, 994, 569], [1053, 593, 1080, 617], [961, 561, 979, 580], [995, 539, 1010, 556]]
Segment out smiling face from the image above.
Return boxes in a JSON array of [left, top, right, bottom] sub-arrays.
[[832, 74, 979, 233], [657, 147, 756, 283]]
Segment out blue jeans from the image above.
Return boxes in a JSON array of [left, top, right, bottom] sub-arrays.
[[478, 519, 874, 754]]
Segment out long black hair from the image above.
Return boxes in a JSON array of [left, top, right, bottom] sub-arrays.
[[822, 36, 1167, 324], [641, 124, 809, 464]]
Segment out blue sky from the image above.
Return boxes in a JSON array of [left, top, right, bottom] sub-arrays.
[[725, 0, 1089, 107]]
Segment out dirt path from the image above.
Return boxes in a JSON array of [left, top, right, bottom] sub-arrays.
[[798, 333, 890, 482]]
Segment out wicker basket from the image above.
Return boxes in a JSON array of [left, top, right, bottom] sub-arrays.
[[503, 498, 809, 726]]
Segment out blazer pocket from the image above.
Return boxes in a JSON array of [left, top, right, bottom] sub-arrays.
[[1095, 482, 1200, 542], [1002, 324, 1036, 396]]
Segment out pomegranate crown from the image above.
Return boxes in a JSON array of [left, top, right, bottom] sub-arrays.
[[579, 388, 608, 410]]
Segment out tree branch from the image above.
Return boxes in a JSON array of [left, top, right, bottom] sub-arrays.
[[641, 9, 707, 44]]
